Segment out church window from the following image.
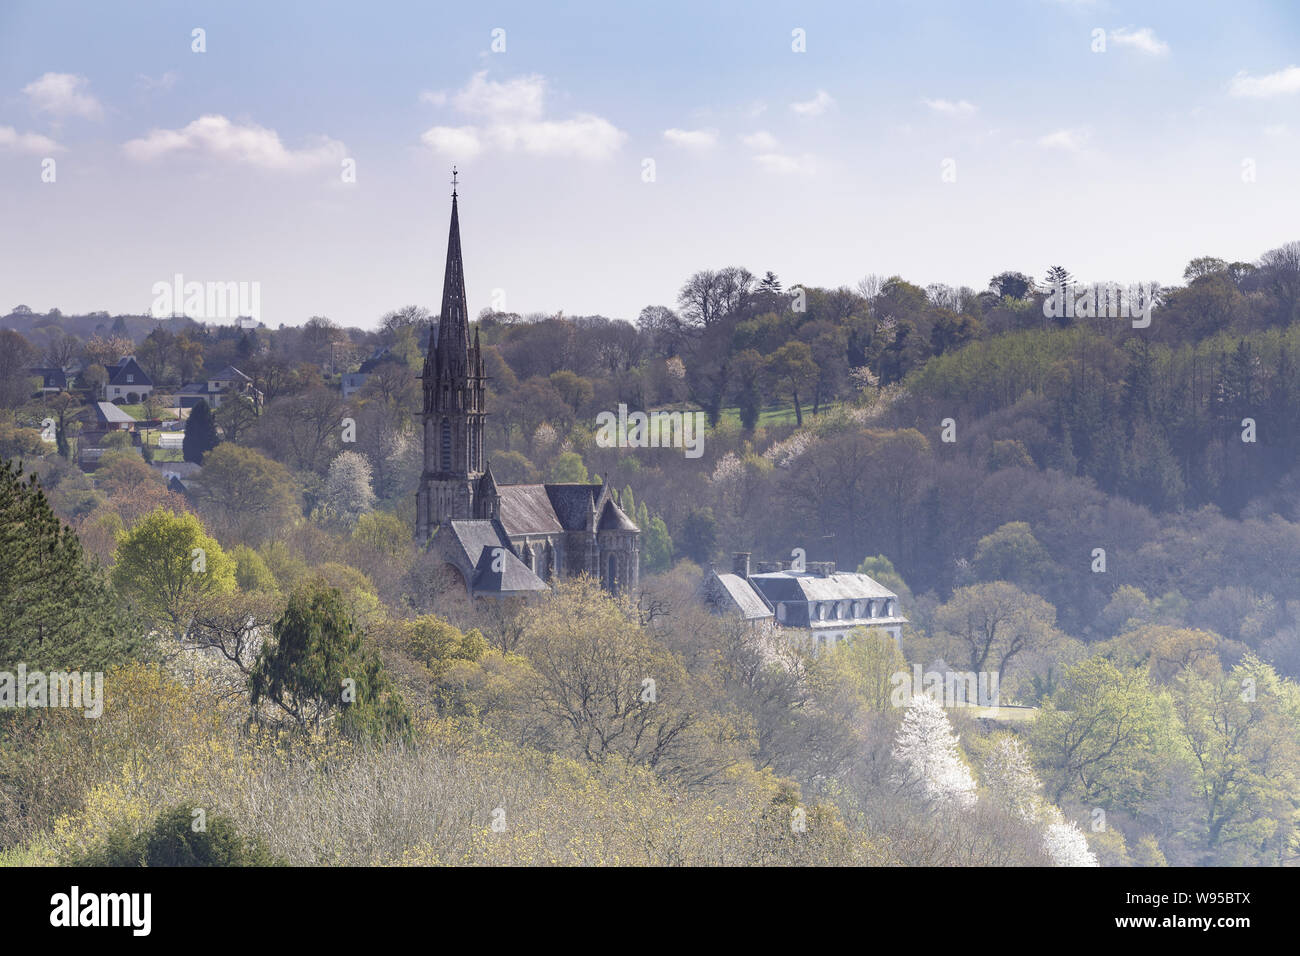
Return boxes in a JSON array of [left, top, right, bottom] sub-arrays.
[[441, 419, 451, 470]]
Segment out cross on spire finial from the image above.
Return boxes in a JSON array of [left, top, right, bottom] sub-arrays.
[[451, 165, 458, 198]]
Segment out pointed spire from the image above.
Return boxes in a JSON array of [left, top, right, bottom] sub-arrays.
[[479, 458, 498, 496], [429, 172, 471, 383]]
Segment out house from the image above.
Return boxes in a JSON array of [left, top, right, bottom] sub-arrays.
[[415, 186, 639, 599], [30, 367, 69, 394], [106, 357, 153, 403], [706, 552, 906, 653], [341, 372, 369, 398], [95, 402, 137, 431], [177, 365, 262, 409]]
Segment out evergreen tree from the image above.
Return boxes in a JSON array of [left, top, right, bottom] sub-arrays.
[[0, 460, 141, 669], [250, 582, 409, 741], [183, 399, 220, 464], [643, 515, 674, 572]]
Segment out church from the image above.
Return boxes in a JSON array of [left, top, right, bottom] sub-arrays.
[[415, 178, 640, 599]]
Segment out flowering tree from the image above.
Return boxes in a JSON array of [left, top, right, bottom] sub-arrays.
[[982, 733, 1099, 866], [891, 693, 977, 809]]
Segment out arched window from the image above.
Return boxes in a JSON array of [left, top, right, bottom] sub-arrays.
[[440, 419, 452, 470]]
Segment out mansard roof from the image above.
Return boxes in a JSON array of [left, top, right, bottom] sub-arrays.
[[747, 569, 897, 604]]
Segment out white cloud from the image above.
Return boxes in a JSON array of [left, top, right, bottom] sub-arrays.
[[0, 125, 63, 153], [754, 152, 813, 175], [22, 72, 103, 120], [1109, 27, 1170, 56], [663, 127, 718, 150], [135, 72, 178, 93], [923, 98, 977, 115], [1038, 128, 1089, 151], [790, 90, 834, 116], [1230, 65, 1300, 98], [122, 115, 347, 170], [419, 90, 447, 107], [421, 71, 626, 161], [420, 125, 481, 160], [741, 130, 778, 150]]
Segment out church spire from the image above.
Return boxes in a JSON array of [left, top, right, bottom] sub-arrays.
[[430, 169, 470, 382]]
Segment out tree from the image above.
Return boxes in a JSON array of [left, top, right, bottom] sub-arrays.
[[249, 582, 409, 741], [1183, 256, 1227, 283], [73, 802, 283, 867], [111, 508, 236, 641], [1171, 655, 1300, 862], [183, 400, 220, 464], [518, 578, 715, 783], [0, 460, 141, 669], [643, 515, 674, 572], [891, 694, 977, 809], [989, 271, 1033, 300], [213, 393, 259, 443], [548, 451, 589, 483], [321, 451, 375, 530], [766, 341, 818, 427], [677, 267, 754, 329], [933, 582, 1057, 684], [1031, 656, 1178, 810], [1043, 265, 1073, 291], [192, 444, 300, 543], [679, 508, 718, 565]]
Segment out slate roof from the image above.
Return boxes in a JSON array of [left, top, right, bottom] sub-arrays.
[[95, 402, 136, 425], [470, 544, 548, 594], [446, 518, 515, 565], [748, 570, 896, 603], [708, 571, 774, 620], [210, 365, 251, 383], [544, 483, 602, 529], [108, 357, 151, 387], [497, 485, 564, 536], [31, 367, 68, 389], [598, 499, 639, 532]]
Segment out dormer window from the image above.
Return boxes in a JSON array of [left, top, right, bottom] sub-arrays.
[[126, 374, 134, 383]]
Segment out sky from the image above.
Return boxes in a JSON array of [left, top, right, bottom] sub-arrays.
[[2, 0, 1299, 329]]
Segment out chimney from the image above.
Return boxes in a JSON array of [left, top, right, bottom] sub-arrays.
[[809, 561, 836, 577], [732, 552, 751, 577]]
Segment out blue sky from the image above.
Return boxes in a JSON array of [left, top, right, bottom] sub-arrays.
[[2, 0, 1299, 328]]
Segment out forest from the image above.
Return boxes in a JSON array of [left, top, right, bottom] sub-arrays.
[[2, 242, 1299, 867]]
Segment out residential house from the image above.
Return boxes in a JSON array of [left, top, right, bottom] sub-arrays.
[[706, 552, 906, 653], [106, 357, 153, 403]]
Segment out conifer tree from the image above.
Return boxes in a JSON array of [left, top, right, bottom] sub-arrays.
[[0, 460, 141, 669], [183, 399, 220, 464]]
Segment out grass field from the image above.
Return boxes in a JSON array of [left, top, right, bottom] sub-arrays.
[[716, 401, 844, 431], [118, 403, 178, 421]]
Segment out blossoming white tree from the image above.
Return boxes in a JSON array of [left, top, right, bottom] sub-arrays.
[[892, 693, 978, 809], [982, 733, 1099, 866]]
